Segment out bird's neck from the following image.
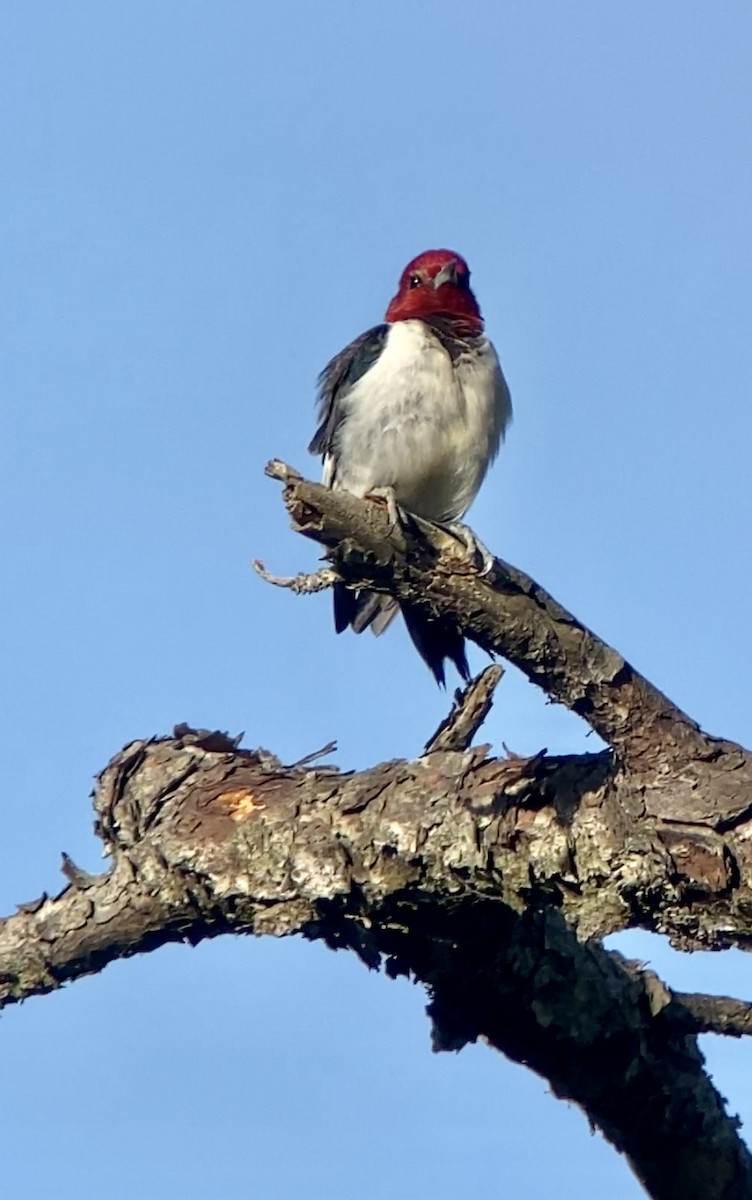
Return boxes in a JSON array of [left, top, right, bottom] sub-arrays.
[[407, 312, 485, 349]]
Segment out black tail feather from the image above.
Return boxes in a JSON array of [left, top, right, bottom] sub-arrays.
[[333, 582, 358, 634], [333, 585, 468, 686], [401, 603, 470, 687]]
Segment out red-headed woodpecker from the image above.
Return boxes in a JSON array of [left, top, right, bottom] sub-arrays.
[[309, 249, 512, 685]]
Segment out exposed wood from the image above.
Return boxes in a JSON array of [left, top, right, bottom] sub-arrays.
[[423, 664, 504, 752]]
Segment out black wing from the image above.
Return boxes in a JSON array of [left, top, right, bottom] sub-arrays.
[[309, 321, 469, 686], [308, 323, 389, 458]]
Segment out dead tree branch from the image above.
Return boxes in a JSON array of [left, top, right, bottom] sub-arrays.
[[1, 726, 751, 1199], [262, 460, 747, 785], [3, 465, 752, 1200]]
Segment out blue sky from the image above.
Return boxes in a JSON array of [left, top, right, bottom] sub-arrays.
[[2, 3, 751, 1196]]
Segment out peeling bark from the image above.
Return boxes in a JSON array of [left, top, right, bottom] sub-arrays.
[[2, 467, 752, 1200]]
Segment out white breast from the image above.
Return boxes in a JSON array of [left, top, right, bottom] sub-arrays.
[[328, 320, 511, 523]]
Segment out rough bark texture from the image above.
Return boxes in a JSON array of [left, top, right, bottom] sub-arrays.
[[2, 464, 752, 1200]]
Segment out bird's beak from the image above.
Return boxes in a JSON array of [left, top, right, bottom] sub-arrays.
[[432, 259, 459, 289]]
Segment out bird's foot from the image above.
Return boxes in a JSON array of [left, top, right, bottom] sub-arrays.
[[365, 486, 404, 530], [440, 521, 496, 576]]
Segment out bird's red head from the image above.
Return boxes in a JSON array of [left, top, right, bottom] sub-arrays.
[[385, 249, 483, 332]]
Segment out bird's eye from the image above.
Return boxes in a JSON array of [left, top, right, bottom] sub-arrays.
[[408, 274, 422, 289]]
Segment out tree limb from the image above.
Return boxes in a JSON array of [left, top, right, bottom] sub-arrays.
[[1, 726, 751, 1198], [262, 460, 748, 795], [4, 466, 752, 1200]]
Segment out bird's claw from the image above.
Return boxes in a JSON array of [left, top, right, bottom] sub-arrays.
[[442, 521, 495, 576], [365, 486, 403, 530], [364, 494, 495, 575]]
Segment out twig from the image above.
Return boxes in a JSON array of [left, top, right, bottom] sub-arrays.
[[424, 665, 504, 753], [673, 992, 752, 1039], [287, 741, 338, 768], [615, 955, 752, 1040], [265, 459, 303, 484], [252, 560, 340, 595], [60, 853, 98, 890]]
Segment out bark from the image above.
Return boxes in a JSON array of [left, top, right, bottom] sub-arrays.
[[2, 462, 752, 1200]]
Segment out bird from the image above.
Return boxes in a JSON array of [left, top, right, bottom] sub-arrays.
[[309, 248, 512, 685]]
